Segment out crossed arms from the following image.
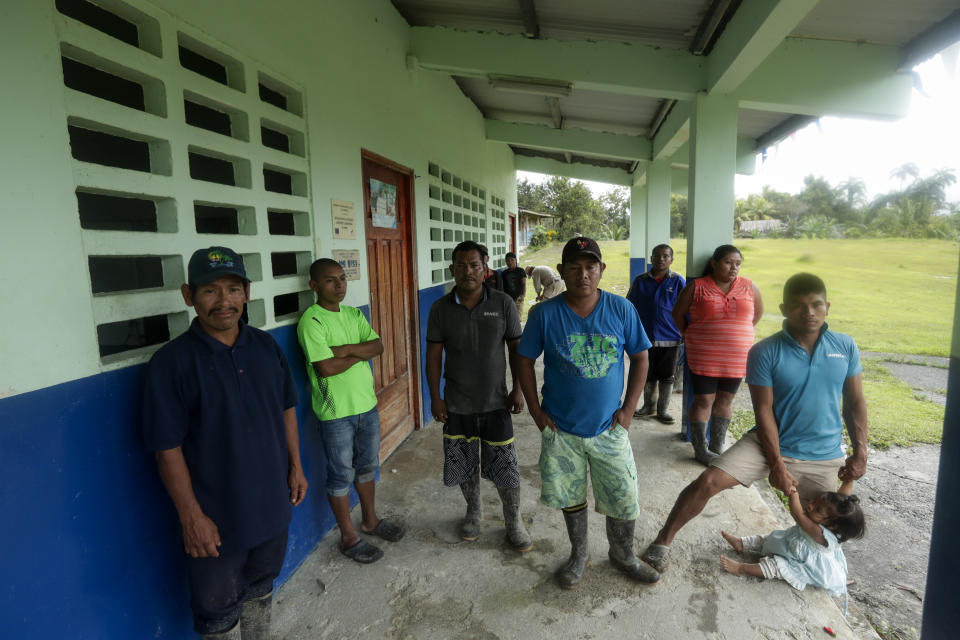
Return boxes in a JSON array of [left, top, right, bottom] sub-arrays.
[[313, 339, 383, 378]]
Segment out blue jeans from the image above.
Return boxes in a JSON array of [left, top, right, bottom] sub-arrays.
[[318, 406, 381, 496]]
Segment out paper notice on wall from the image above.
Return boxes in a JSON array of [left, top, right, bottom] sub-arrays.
[[331, 199, 356, 239], [332, 249, 361, 281], [369, 178, 398, 229]]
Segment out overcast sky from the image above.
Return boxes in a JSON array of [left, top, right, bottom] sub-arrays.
[[518, 45, 960, 204]]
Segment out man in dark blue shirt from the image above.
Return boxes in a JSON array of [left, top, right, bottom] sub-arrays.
[[143, 247, 308, 640], [625, 244, 685, 425]]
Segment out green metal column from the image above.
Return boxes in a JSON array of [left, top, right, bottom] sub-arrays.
[[687, 92, 738, 277], [645, 158, 672, 258], [629, 183, 647, 282]]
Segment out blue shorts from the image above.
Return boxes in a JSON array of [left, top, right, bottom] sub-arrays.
[[317, 406, 381, 496]]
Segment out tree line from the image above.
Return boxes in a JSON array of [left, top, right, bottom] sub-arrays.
[[519, 164, 959, 244]]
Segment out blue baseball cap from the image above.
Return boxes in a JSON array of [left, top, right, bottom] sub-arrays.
[[188, 246, 249, 286]]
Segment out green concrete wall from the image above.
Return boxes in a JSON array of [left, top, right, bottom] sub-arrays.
[[0, 0, 517, 397]]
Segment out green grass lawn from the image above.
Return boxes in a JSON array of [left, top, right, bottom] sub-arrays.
[[520, 238, 958, 447]]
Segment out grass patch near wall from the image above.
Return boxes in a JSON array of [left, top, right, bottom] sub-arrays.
[[726, 361, 943, 448], [520, 238, 953, 447], [521, 238, 958, 356]]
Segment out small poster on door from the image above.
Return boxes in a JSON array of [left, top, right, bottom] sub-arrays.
[[331, 199, 355, 239], [332, 249, 361, 281], [369, 178, 398, 229]]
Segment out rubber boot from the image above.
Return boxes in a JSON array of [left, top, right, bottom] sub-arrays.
[[634, 381, 656, 417], [459, 471, 482, 541], [203, 621, 241, 640], [556, 507, 590, 589], [690, 421, 718, 466], [709, 416, 731, 455], [239, 592, 272, 640], [497, 486, 533, 551], [655, 381, 675, 424], [606, 517, 660, 583]]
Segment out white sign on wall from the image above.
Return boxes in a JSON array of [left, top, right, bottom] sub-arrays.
[[331, 199, 356, 239]]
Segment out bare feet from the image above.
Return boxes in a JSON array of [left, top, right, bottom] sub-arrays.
[[721, 530, 743, 553], [720, 555, 743, 575]]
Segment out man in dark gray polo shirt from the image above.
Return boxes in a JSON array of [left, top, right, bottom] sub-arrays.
[[426, 240, 531, 551]]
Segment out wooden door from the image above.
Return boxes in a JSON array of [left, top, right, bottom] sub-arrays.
[[361, 150, 420, 460], [508, 213, 517, 254]]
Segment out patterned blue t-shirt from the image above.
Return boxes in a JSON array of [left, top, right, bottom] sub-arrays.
[[518, 290, 651, 437]]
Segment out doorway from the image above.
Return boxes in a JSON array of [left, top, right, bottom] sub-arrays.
[[361, 149, 420, 459]]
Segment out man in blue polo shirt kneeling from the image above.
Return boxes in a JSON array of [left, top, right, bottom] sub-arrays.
[[642, 272, 869, 573], [143, 247, 309, 640]]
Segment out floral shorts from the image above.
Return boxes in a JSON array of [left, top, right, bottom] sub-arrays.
[[538, 425, 640, 520]]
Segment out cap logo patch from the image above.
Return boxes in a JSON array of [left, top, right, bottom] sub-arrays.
[[207, 249, 234, 268]]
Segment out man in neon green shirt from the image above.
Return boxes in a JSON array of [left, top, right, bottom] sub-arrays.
[[297, 258, 405, 563]]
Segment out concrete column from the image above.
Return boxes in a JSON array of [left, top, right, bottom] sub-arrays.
[[645, 158, 672, 259], [922, 252, 960, 637], [629, 183, 647, 283], [686, 92, 738, 278]]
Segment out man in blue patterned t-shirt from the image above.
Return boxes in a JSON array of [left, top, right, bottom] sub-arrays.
[[517, 236, 660, 589]]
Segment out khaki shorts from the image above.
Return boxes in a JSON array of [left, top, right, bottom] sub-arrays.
[[710, 431, 844, 502], [542, 279, 565, 300]]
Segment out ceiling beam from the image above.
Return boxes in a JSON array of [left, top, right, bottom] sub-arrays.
[[754, 115, 817, 150], [486, 120, 652, 161], [408, 26, 705, 100], [651, 101, 691, 161], [691, 0, 734, 55], [706, 0, 819, 94], [517, 0, 540, 39], [410, 27, 913, 120], [737, 38, 913, 119], [667, 136, 758, 175], [514, 155, 633, 186], [899, 9, 960, 71]]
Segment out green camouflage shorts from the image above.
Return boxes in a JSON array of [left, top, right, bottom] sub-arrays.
[[538, 425, 640, 520]]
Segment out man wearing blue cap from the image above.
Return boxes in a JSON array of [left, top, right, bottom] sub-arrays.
[[143, 247, 309, 640]]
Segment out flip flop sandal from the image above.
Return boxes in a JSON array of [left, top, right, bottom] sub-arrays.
[[363, 517, 407, 542], [641, 544, 671, 573], [340, 539, 383, 564]]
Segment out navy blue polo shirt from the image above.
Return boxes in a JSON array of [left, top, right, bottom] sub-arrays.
[[142, 319, 298, 552], [745, 322, 862, 460]]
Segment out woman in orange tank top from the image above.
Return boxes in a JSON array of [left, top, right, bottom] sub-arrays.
[[672, 245, 764, 465]]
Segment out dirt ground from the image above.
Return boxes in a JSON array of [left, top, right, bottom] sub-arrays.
[[728, 352, 947, 640]]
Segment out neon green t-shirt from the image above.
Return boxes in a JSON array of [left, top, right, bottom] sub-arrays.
[[297, 303, 379, 422]]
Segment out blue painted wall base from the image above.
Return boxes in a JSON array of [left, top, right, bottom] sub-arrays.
[[0, 315, 383, 638], [629, 257, 647, 286]]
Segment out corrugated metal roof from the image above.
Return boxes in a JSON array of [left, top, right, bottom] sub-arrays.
[[792, 0, 959, 46], [394, 0, 958, 176], [393, 0, 711, 47], [738, 109, 795, 141]]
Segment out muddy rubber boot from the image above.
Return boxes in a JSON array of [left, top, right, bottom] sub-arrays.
[[709, 416, 730, 455], [634, 382, 657, 417], [239, 592, 272, 640], [459, 471, 482, 541], [606, 517, 660, 583], [655, 381, 675, 424], [497, 486, 533, 552], [556, 507, 590, 589], [690, 421, 718, 466], [203, 621, 241, 640]]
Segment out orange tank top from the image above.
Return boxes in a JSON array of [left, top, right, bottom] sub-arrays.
[[684, 276, 755, 378]]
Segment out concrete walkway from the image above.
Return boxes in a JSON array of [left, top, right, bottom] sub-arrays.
[[274, 384, 878, 639]]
